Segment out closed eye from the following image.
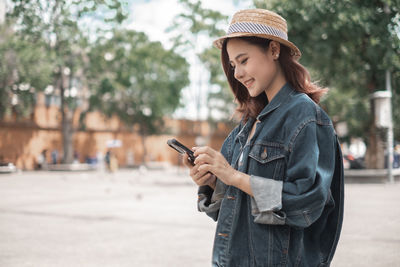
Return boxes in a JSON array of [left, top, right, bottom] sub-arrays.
[[229, 57, 248, 70]]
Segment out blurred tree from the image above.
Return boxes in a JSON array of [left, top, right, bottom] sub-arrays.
[[87, 29, 190, 163], [169, 0, 236, 126], [200, 43, 238, 124], [7, 0, 128, 163], [255, 0, 400, 168], [0, 24, 53, 119]]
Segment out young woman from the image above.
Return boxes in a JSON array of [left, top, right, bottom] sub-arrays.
[[183, 9, 344, 267]]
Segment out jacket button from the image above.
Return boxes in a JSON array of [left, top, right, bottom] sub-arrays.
[[261, 148, 268, 159]]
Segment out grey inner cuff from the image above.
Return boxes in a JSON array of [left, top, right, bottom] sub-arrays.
[[198, 197, 222, 213], [250, 175, 283, 212], [252, 209, 286, 224], [211, 179, 226, 202], [198, 178, 227, 213], [250, 175, 285, 224]]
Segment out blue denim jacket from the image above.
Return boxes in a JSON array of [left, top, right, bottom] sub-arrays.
[[198, 83, 344, 267]]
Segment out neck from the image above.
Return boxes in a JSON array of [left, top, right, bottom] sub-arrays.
[[264, 65, 287, 102]]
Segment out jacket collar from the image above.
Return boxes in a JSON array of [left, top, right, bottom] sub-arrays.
[[234, 83, 295, 145], [235, 117, 255, 146], [257, 82, 295, 121]]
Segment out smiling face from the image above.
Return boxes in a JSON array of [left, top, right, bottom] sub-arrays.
[[226, 38, 286, 100]]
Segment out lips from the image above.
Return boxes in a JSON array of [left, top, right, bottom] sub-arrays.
[[243, 78, 255, 88]]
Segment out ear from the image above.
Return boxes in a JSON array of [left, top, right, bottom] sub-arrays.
[[269, 41, 281, 60]]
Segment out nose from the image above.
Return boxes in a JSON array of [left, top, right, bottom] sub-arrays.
[[234, 66, 244, 80]]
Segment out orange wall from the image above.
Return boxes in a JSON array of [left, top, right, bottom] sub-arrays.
[[0, 92, 234, 170], [0, 124, 229, 170]]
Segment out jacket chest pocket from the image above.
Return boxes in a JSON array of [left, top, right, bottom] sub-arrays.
[[248, 143, 286, 181]]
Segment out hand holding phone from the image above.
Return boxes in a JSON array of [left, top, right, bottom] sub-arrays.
[[167, 139, 196, 165], [168, 138, 217, 189]]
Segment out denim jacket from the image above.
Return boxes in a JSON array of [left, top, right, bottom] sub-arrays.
[[198, 83, 344, 267]]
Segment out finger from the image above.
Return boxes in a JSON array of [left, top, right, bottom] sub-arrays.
[[191, 162, 208, 179], [192, 165, 211, 182], [190, 164, 200, 177], [197, 163, 215, 177], [192, 165, 208, 180], [203, 174, 216, 186], [182, 155, 192, 169], [193, 146, 215, 157], [193, 153, 214, 165], [187, 152, 196, 166], [196, 172, 213, 185]]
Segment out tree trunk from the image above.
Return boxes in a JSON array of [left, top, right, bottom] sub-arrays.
[[61, 106, 74, 164], [140, 128, 147, 166], [365, 127, 385, 169], [59, 70, 74, 164], [364, 98, 385, 169]]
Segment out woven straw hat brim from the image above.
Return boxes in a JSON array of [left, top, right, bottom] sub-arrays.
[[213, 32, 301, 59]]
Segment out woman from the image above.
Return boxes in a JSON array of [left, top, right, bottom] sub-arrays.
[[183, 9, 344, 267]]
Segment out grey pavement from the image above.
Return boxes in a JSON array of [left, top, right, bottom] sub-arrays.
[[0, 169, 399, 267]]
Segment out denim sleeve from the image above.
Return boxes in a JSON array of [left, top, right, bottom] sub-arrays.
[[198, 179, 226, 221], [283, 121, 336, 228], [197, 125, 239, 221], [250, 121, 337, 228]]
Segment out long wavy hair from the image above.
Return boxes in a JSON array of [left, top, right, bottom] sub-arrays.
[[221, 36, 327, 122]]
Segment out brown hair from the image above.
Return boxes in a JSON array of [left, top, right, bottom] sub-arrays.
[[221, 36, 327, 122]]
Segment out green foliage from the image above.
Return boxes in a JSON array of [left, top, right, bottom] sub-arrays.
[[169, 0, 228, 50], [254, 0, 400, 141], [4, 0, 189, 140], [170, 0, 235, 123], [87, 29, 190, 135], [199, 46, 236, 121], [9, 0, 128, 37], [5, 0, 131, 163], [321, 88, 370, 142], [392, 69, 400, 141], [2, 0, 129, 121], [0, 25, 53, 118]]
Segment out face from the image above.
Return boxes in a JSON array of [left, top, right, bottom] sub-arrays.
[[226, 38, 281, 98]]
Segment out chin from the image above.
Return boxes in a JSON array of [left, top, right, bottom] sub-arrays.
[[248, 89, 263, 98]]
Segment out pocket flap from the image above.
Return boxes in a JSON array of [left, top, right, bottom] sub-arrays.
[[249, 143, 285, 164]]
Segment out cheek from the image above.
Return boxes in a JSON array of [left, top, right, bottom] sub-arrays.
[[255, 62, 276, 84]]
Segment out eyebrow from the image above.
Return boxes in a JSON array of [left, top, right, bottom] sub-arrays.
[[229, 53, 248, 64]]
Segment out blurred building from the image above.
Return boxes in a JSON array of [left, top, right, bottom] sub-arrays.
[[0, 92, 233, 170]]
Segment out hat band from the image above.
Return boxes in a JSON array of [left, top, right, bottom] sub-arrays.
[[227, 22, 288, 41]]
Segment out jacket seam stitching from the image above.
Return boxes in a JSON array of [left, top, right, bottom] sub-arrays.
[[288, 118, 316, 152], [285, 201, 325, 216]]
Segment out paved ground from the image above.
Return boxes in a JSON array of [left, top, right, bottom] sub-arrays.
[[0, 168, 399, 267]]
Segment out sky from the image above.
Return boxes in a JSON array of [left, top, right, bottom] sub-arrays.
[[125, 0, 254, 120], [127, 0, 252, 49]]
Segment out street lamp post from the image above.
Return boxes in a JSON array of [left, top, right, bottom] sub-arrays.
[[371, 70, 394, 183], [386, 70, 394, 184]]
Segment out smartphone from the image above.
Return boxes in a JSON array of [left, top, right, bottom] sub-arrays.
[[167, 139, 196, 165]]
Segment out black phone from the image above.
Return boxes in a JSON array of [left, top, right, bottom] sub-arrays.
[[167, 139, 196, 164]]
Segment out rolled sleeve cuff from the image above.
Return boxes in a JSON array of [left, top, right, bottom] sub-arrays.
[[198, 196, 222, 213], [250, 175, 285, 224], [197, 180, 226, 216]]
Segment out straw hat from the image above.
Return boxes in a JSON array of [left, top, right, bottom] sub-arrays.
[[213, 9, 301, 59]]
